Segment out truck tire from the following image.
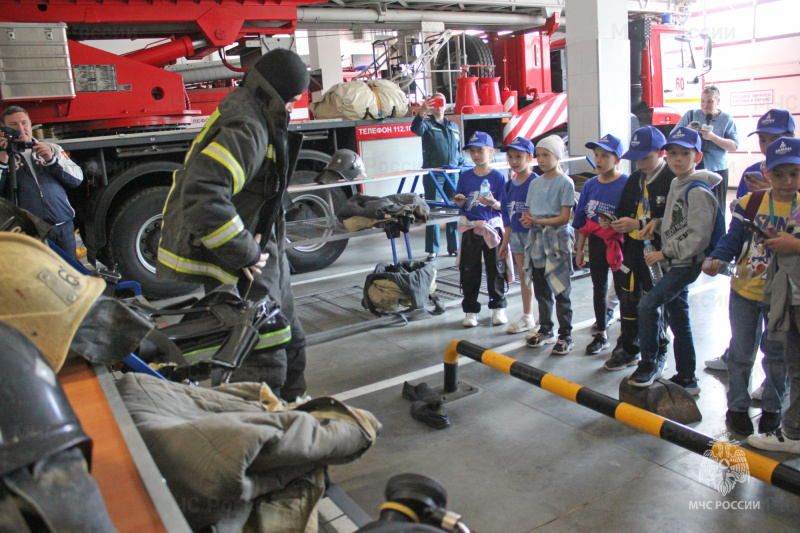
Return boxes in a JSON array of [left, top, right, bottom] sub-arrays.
[[285, 150, 350, 274], [108, 186, 198, 299], [434, 35, 494, 103]]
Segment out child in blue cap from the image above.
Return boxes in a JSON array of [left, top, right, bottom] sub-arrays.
[[498, 137, 538, 334], [751, 137, 800, 453], [604, 126, 675, 371], [703, 132, 798, 436], [573, 134, 629, 355], [452, 131, 508, 328], [705, 108, 796, 387], [630, 126, 722, 389]]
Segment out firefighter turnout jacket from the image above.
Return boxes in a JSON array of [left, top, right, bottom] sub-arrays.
[[157, 68, 297, 286], [0, 143, 83, 226]]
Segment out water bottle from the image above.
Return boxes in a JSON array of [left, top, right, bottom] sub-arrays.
[[480, 179, 490, 198], [643, 240, 663, 285], [704, 259, 736, 277]]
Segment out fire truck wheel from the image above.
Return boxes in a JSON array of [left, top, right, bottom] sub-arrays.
[[286, 150, 350, 273], [108, 186, 199, 299]]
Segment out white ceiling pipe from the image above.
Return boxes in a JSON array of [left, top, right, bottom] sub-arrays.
[[296, 7, 548, 26]]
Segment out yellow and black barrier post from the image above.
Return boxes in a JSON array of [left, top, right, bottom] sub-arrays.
[[443, 339, 800, 497]]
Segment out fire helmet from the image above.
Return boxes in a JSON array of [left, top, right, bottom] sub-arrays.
[[0, 321, 92, 476], [0, 232, 104, 372], [314, 149, 368, 184]]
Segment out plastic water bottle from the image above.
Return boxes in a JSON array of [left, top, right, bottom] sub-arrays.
[[480, 179, 490, 198], [704, 259, 736, 277], [643, 240, 663, 285]]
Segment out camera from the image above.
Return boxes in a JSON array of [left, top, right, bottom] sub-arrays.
[[356, 474, 471, 533], [0, 125, 36, 152]]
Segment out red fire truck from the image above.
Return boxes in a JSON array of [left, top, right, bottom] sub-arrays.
[[0, 3, 710, 298]]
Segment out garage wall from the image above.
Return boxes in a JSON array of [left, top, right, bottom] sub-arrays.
[[686, 0, 800, 188]]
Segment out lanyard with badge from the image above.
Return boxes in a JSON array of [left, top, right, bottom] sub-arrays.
[[768, 191, 797, 229]]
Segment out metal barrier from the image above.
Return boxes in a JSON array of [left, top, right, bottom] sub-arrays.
[[443, 339, 800, 497]]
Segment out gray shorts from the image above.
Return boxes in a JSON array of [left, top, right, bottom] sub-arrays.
[[509, 231, 529, 254]]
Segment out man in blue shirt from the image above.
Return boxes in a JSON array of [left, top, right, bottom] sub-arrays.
[[672, 85, 739, 211], [411, 93, 464, 261]]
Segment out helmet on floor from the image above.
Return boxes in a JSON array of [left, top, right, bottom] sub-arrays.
[[315, 149, 368, 184], [0, 232, 105, 372], [0, 321, 92, 476]]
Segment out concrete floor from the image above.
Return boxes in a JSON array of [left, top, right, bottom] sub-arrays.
[[291, 222, 800, 532]]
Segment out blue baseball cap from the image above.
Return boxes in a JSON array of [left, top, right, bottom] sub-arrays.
[[622, 126, 667, 161], [662, 127, 702, 152], [765, 137, 800, 172], [748, 109, 796, 137], [585, 133, 624, 157], [463, 131, 494, 149], [500, 136, 534, 154]]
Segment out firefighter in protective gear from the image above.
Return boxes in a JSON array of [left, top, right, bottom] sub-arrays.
[[157, 48, 309, 399], [0, 232, 104, 372], [315, 149, 368, 184]]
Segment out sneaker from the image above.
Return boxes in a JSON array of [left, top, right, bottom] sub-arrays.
[[492, 308, 508, 326], [668, 374, 701, 396], [747, 427, 800, 454], [585, 333, 610, 355], [628, 361, 664, 387], [526, 330, 555, 348], [551, 336, 574, 355], [591, 309, 615, 332], [759, 411, 782, 434], [462, 313, 478, 328], [726, 410, 754, 437], [751, 385, 764, 401], [507, 315, 535, 334], [603, 347, 640, 371], [704, 354, 728, 371]]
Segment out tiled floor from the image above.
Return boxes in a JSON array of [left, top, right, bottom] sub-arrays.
[[291, 219, 800, 532]]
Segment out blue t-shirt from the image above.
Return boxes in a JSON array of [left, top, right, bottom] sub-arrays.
[[456, 167, 506, 221], [502, 173, 538, 233], [673, 109, 739, 172], [736, 161, 764, 199], [526, 173, 576, 219], [572, 174, 629, 229]]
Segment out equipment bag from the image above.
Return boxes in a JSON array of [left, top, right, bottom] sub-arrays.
[[363, 260, 444, 316]]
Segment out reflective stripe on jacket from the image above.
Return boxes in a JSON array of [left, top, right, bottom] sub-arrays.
[[157, 69, 291, 285]]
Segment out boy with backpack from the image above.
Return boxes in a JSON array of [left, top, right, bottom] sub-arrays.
[[749, 137, 800, 453], [702, 136, 798, 436], [629, 127, 724, 389], [706, 109, 796, 375]]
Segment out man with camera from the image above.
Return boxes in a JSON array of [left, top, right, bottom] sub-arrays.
[[411, 93, 464, 261], [0, 106, 83, 257], [671, 85, 739, 210]]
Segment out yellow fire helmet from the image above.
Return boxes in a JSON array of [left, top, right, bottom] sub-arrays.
[[0, 232, 104, 372]]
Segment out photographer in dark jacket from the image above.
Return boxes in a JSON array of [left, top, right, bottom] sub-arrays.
[[157, 48, 309, 400], [0, 106, 83, 257]]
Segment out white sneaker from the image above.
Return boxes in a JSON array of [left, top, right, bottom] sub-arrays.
[[704, 356, 728, 371], [751, 385, 764, 401], [463, 313, 478, 327], [492, 309, 508, 325], [747, 428, 800, 454], [507, 315, 535, 334]]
